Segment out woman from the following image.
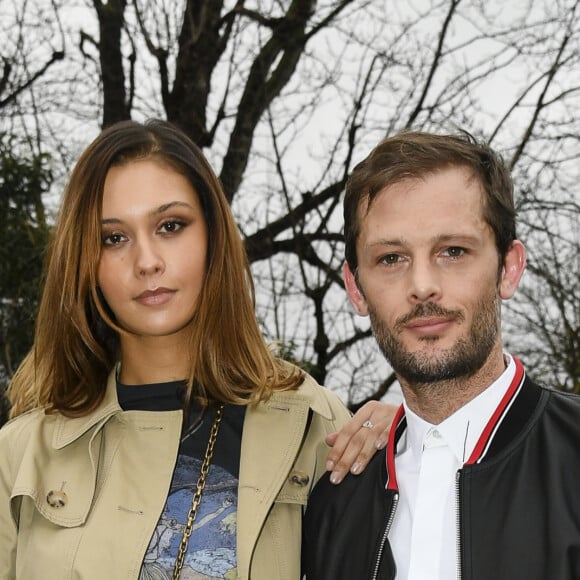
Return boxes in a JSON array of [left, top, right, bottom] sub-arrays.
[[0, 120, 393, 579]]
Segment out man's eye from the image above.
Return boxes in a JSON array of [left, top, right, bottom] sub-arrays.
[[381, 254, 401, 265], [444, 246, 465, 258]]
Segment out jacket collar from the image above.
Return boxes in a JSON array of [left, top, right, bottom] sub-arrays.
[[385, 357, 539, 491], [52, 370, 122, 450], [464, 356, 525, 464]]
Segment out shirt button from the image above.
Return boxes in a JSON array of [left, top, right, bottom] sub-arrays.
[[432, 429, 442, 439]]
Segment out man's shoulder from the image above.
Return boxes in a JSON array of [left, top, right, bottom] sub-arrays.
[[303, 449, 395, 579], [531, 376, 580, 409], [522, 379, 580, 454], [540, 384, 580, 426], [546, 388, 580, 404], [305, 446, 391, 531], [308, 446, 387, 508]]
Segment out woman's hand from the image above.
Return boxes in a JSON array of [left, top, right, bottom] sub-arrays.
[[325, 401, 399, 484]]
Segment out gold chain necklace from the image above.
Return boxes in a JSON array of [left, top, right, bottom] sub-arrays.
[[172, 403, 224, 580]]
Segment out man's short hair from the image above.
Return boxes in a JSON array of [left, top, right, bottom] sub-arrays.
[[344, 131, 516, 272]]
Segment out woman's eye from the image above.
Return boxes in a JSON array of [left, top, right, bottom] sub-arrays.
[[159, 220, 185, 234], [102, 232, 125, 246]]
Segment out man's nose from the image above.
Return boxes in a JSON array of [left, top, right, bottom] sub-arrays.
[[407, 259, 441, 304]]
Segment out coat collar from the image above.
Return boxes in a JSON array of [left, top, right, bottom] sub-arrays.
[[290, 371, 337, 421], [52, 370, 122, 450], [51, 362, 336, 450]]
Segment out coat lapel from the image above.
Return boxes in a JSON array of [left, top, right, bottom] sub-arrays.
[[237, 390, 312, 578]]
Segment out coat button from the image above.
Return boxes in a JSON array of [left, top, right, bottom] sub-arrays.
[[46, 490, 68, 508], [289, 470, 309, 486]]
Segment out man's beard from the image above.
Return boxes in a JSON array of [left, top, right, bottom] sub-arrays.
[[369, 293, 500, 386]]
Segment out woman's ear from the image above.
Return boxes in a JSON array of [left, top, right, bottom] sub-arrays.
[[343, 262, 369, 316], [499, 240, 527, 300]]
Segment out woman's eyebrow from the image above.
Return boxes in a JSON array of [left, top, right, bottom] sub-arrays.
[[153, 201, 196, 215], [100, 201, 196, 224]]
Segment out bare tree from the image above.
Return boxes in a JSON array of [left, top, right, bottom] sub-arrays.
[[0, 0, 65, 115], [2, 0, 579, 410]]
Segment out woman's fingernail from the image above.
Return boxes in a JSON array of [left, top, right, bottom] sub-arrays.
[[375, 438, 386, 449], [330, 472, 341, 484], [351, 462, 361, 474], [326, 460, 335, 471]]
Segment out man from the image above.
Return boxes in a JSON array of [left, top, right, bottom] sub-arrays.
[[302, 131, 580, 580]]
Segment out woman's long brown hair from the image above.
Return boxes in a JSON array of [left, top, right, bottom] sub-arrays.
[[9, 120, 302, 417]]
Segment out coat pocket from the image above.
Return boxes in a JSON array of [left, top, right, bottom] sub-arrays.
[[9, 427, 100, 529], [11, 481, 92, 529]]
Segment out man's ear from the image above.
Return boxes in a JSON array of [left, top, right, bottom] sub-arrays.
[[499, 240, 526, 300], [343, 262, 369, 316]]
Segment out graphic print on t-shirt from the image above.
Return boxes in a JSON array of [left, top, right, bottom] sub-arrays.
[[140, 453, 238, 579]]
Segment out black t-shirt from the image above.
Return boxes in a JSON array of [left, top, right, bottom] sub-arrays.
[[117, 380, 245, 578]]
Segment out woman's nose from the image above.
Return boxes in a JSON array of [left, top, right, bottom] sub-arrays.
[[134, 239, 164, 277]]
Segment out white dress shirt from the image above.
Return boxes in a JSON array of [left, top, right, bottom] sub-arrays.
[[389, 355, 516, 580]]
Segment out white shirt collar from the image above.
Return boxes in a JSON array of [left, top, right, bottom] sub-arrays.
[[402, 354, 516, 464]]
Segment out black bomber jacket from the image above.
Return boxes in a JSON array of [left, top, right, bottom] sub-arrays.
[[303, 359, 580, 580]]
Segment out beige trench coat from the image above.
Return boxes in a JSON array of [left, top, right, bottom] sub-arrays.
[[0, 371, 351, 579]]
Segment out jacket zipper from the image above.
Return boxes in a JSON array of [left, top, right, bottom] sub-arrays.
[[455, 471, 463, 580], [370, 492, 399, 580]]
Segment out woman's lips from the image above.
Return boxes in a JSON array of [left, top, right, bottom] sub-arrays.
[[135, 288, 176, 306]]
